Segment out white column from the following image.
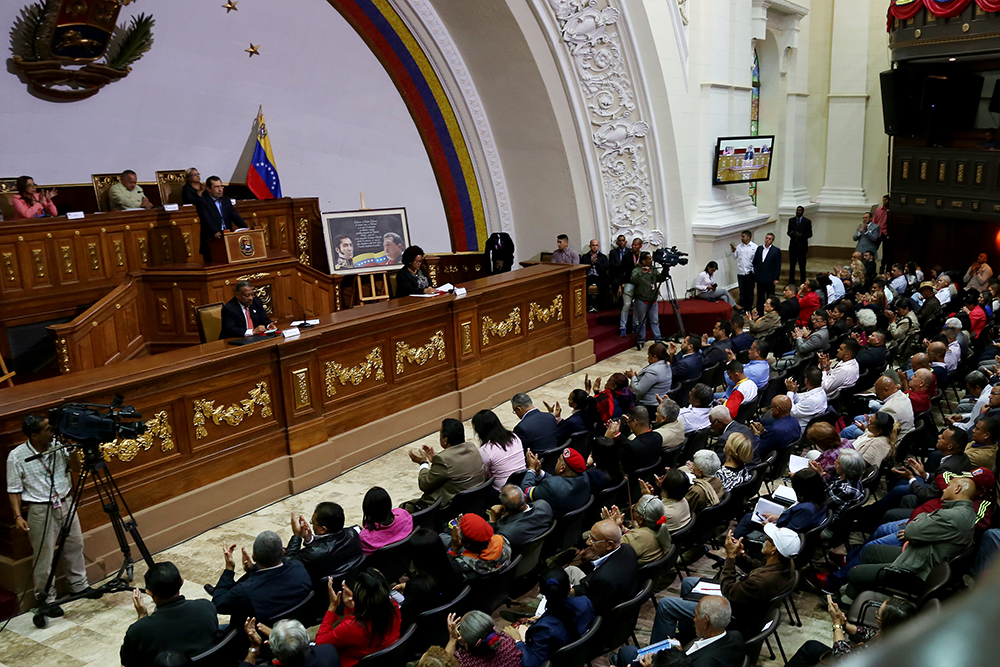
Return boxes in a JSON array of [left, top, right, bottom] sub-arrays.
[[689, 0, 768, 291], [816, 0, 870, 212]]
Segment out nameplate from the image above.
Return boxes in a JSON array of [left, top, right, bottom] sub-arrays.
[[282, 328, 301, 338], [454, 287, 468, 297], [67, 211, 85, 220], [163, 204, 179, 211], [230, 198, 237, 205]]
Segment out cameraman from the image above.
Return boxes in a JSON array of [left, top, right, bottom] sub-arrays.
[[7, 415, 99, 615], [631, 251, 663, 347]]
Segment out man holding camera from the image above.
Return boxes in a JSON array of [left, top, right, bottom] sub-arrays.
[[631, 251, 663, 348], [7, 415, 100, 616]]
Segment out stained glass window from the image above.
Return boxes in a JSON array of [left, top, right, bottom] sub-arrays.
[[750, 46, 760, 204]]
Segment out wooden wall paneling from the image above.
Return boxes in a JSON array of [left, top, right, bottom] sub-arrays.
[[55, 234, 77, 284], [27, 239, 51, 288], [0, 242, 21, 292], [82, 231, 105, 281], [452, 296, 482, 389]]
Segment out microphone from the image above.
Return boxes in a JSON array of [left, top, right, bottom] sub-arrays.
[[288, 296, 316, 328]]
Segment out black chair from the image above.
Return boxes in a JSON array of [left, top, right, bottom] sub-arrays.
[[586, 477, 628, 528], [541, 615, 602, 667], [468, 553, 523, 614], [409, 496, 442, 531], [362, 533, 414, 585], [743, 605, 785, 666], [860, 464, 881, 497], [636, 545, 679, 601], [629, 455, 664, 500], [444, 477, 496, 523], [509, 523, 558, 599], [565, 430, 593, 458], [597, 579, 653, 654], [662, 437, 688, 469], [794, 510, 833, 571], [668, 514, 699, 578], [725, 471, 760, 521], [356, 623, 417, 667], [261, 589, 316, 627], [669, 377, 700, 408], [691, 492, 732, 547], [410, 585, 472, 657], [701, 362, 723, 392], [735, 395, 760, 424], [190, 627, 242, 667], [683, 428, 713, 460], [542, 496, 594, 559]]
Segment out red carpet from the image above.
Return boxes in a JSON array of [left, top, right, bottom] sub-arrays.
[[588, 299, 733, 361]]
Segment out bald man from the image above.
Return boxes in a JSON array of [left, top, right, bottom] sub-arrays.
[[580, 238, 609, 312], [568, 518, 638, 614], [899, 367, 935, 414], [842, 376, 914, 440], [750, 396, 801, 460], [927, 341, 949, 389]]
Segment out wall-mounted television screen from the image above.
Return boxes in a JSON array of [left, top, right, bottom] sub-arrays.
[[713, 135, 775, 185]]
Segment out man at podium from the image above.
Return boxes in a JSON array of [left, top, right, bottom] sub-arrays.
[[196, 176, 247, 262], [220, 281, 272, 339]]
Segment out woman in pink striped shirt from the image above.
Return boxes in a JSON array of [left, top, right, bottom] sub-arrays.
[[472, 410, 525, 492]]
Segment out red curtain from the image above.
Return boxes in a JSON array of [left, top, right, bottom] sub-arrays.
[[924, 0, 973, 17], [889, 0, 926, 21]]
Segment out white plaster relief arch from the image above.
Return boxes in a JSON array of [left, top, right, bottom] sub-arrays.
[[539, 0, 663, 248], [393, 0, 515, 238]]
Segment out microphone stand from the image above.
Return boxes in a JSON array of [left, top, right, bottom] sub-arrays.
[[288, 296, 315, 328]]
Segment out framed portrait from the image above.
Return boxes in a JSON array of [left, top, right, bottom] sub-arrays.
[[321, 207, 411, 275]]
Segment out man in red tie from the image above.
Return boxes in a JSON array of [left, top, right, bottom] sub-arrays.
[[220, 280, 272, 339]]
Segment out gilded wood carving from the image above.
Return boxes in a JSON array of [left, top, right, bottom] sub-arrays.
[[395, 330, 445, 374], [325, 347, 384, 396], [193, 381, 273, 439]]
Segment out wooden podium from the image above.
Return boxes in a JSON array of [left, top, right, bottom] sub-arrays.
[[208, 229, 269, 264]]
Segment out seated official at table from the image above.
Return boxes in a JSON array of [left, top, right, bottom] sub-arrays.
[[220, 280, 272, 339], [394, 245, 437, 298], [196, 176, 247, 262], [12, 175, 58, 219], [181, 167, 204, 205], [109, 170, 153, 210]]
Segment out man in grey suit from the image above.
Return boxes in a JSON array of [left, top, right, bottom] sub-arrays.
[[853, 212, 881, 259], [488, 485, 554, 550], [405, 419, 485, 511]]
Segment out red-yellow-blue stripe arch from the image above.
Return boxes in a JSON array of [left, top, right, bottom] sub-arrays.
[[326, 0, 488, 251]]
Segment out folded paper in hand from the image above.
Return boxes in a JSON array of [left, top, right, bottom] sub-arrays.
[[752, 498, 785, 524], [788, 455, 810, 474]]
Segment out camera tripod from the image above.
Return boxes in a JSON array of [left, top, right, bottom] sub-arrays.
[[633, 265, 687, 350], [30, 442, 154, 628]]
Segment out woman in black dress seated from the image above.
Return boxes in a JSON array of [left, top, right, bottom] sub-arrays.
[[181, 167, 204, 205], [394, 245, 437, 298]]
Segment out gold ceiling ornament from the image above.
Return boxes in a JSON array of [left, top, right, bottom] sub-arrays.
[[325, 347, 384, 397], [9, 1, 155, 101], [222, 0, 238, 12], [99, 411, 175, 462], [482, 307, 520, 346], [193, 381, 273, 439], [395, 330, 445, 374], [245, 43, 260, 58], [528, 295, 564, 330]]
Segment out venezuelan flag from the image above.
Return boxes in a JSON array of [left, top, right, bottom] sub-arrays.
[[247, 106, 282, 199]]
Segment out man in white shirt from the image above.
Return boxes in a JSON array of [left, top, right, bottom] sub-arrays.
[[679, 383, 714, 433], [785, 366, 828, 431], [819, 339, 861, 400], [730, 230, 758, 312], [844, 375, 916, 440], [888, 263, 908, 296], [7, 415, 100, 616], [935, 275, 953, 306], [943, 327, 961, 374], [950, 371, 991, 430]]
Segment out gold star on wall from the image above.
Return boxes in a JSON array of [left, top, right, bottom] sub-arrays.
[[245, 43, 260, 58], [223, 1, 239, 12]]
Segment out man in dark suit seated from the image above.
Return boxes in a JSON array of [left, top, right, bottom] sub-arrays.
[[614, 596, 744, 667], [512, 393, 559, 454], [752, 231, 783, 315], [285, 501, 363, 586], [607, 406, 662, 475], [669, 335, 704, 385], [488, 484, 555, 550], [701, 321, 733, 368], [220, 280, 272, 339], [566, 518, 639, 615], [120, 562, 219, 667], [196, 175, 247, 262], [209, 530, 313, 625], [521, 447, 592, 517]]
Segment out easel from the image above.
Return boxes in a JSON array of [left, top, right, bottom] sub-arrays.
[[349, 192, 391, 306], [0, 356, 14, 387]]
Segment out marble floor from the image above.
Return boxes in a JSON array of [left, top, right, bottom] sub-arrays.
[[0, 335, 842, 667]]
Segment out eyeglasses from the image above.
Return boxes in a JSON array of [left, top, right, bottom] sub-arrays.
[[586, 536, 613, 546]]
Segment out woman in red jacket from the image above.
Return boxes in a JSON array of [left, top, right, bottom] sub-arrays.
[[316, 568, 401, 667]]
